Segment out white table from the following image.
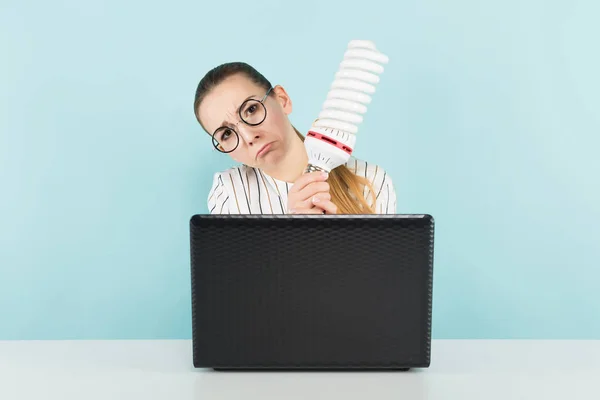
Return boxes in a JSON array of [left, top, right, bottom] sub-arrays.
[[1, 340, 599, 399]]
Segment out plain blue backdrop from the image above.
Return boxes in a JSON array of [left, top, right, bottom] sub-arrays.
[[1, 0, 598, 340]]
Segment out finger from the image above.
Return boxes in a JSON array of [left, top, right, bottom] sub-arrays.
[[289, 206, 327, 214], [288, 171, 329, 193], [291, 191, 331, 211], [312, 199, 338, 214], [296, 181, 330, 202]]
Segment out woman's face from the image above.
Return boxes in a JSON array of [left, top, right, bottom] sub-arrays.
[[197, 74, 295, 168]]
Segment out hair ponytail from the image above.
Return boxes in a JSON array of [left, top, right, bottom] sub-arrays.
[[293, 127, 376, 214]]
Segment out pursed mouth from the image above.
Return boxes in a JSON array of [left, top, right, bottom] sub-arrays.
[[256, 143, 273, 159]]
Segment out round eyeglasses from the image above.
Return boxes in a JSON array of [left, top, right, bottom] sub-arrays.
[[212, 87, 273, 153]]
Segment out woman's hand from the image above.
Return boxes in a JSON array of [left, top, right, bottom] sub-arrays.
[[287, 171, 338, 214]]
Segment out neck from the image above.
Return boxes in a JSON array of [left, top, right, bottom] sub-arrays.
[[262, 131, 308, 182]]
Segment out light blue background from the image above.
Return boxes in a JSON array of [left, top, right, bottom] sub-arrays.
[[1, 0, 598, 340]]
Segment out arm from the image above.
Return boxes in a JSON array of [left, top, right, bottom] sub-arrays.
[[373, 169, 397, 214], [382, 174, 397, 214], [207, 172, 230, 214]]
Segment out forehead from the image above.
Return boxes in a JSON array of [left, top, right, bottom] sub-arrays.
[[199, 74, 264, 134]]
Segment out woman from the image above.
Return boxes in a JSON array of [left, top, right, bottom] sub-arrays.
[[193, 62, 397, 215]]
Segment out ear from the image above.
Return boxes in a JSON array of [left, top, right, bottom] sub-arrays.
[[272, 85, 293, 115]]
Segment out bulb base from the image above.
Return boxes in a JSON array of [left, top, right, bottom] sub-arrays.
[[303, 127, 356, 174], [304, 163, 327, 174]]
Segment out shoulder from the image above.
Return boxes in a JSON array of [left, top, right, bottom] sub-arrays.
[[207, 164, 258, 214], [344, 156, 397, 213], [208, 163, 268, 199], [207, 164, 251, 196], [344, 156, 393, 190], [208, 164, 255, 187]]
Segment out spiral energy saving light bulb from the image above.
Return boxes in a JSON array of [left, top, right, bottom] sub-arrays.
[[304, 40, 389, 174]]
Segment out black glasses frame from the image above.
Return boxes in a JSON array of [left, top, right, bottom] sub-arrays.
[[211, 87, 273, 153]]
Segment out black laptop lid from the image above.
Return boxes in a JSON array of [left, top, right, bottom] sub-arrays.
[[189, 214, 434, 369]]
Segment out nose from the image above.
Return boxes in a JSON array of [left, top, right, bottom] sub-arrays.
[[237, 125, 260, 145]]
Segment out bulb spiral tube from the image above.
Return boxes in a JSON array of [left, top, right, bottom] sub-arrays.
[[304, 40, 389, 174]]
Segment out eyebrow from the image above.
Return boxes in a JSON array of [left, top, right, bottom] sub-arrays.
[[218, 94, 257, 128]]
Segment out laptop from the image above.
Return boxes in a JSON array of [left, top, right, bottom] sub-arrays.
[[189, 214, 435, 370]]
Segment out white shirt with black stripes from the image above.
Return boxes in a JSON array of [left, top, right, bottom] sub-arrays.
[[206, 156, 397, 214]]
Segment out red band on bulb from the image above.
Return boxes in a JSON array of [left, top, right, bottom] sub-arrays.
[[307, 130, 353, 154]]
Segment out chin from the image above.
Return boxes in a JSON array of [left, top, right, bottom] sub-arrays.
[[256, 152, 278, 166]]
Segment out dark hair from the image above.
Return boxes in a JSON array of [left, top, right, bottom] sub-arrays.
[[193, 62, 273, 132]]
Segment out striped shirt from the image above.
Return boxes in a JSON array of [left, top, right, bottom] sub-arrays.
[[207, 156, 397, 214]]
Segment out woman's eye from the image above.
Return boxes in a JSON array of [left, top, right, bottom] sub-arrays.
[[246, 104, 257, 115], [220, 129, 232, 141]]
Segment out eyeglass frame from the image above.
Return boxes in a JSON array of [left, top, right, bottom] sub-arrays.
[[211, 87, 274, 153]]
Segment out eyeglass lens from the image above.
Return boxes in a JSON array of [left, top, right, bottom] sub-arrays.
[[212, 99, 267, 153]]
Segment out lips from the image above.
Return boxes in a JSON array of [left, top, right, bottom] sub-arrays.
[[256, 143, 272, 159]]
